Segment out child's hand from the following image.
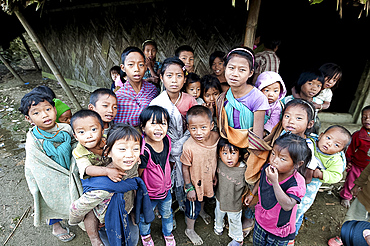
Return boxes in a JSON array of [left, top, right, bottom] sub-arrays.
[[106, 167, 126, 182], [313, 168, 323, 179], [187, 190, 196, 202], [351, 185, 361, 198], [266, 165, 279, 184], [244, 194, 254, 206], [346, 162, 352, 169], [202, 102, 215, 115]]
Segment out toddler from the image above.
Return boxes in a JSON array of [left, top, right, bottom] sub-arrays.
[[255, 71, 287, 133], [184, 72, 204, 105], [109, 66, 120, 91], [53, 98, 72, 124], [245, 133, 310, 245], [340, 105, 370, 208], [214, 138, 247, 246], [19, 91, 80, 242], [175, 45, 195, 73], [138, 106, 175, 246], [181, 105, 220, 245], [88, 88, 117, 137]]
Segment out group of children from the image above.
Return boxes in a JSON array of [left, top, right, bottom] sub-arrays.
[[18, 42, 370, 246]]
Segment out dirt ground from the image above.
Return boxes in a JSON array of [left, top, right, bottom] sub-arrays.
[[0, 62, 349, 246]]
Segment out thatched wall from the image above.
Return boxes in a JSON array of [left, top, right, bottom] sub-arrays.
[[34, 1, 248, 90]]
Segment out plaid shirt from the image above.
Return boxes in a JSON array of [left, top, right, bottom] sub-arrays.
[[115, 80, 158, 126]]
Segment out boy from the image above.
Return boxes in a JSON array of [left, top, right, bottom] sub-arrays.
[[19, 92, 80, 242], [340, 105, 370, 208], [88, 88, 117, 137], [175, 45, 195, 73], [181, 105, 220, 245], [53, 98, 72, 124]]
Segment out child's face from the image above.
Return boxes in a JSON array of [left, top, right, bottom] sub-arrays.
[[203, 87, 220, 107], [269, 145, 295, 176], [219, 146, 240, 167], [261, 82, 281, 104], [73, 116, 103, 149], [121, 52, 146, 84], [282, 105, 313, 138], [111, 71, 119, 82], [186, 81, 201, 99], [317, 128, 347, 155], [108, 137, 141, 171], [25, 100, 57, 131], [212, 57, 225, 76], [88, 94, 117, 125], [58, 109, 72, 124], [323, 74, 340, 89], [160, 64, 185, 94], [179, 51, 194, 73], [300, 79, 322, 100], [143, 44, 157, 61], [225, 55, 254, 89], [362, 109, 370, 131], [142, 114, 168, 143], [187, 114, 214, 144]]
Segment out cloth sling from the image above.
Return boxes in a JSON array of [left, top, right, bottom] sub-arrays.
[[224, 88, 254, 129]]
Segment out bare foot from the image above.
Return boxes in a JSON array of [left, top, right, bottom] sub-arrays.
[[52, 222, 75, 242], [341, 199, 350, 209], [185, 229, 203, 245], [199, 210, 211, 225]]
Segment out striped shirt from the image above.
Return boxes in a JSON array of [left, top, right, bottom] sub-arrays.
[[115, 80, 158, 126], [255, 50, 280, 74]]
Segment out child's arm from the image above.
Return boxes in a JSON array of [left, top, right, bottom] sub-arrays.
[[253, 110, 266, 139], [305, 169, 314, 184], [138, 168, 145, 177], [182, 164, 196, 202], [266, 165, 298, 211], [244, 180, 260, 206], [85, 166, 126, 182]]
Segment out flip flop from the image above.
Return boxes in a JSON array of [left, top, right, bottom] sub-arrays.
[[328, 236, 343, 246], [53, 227, 75, 242], [242, 221, 254, 238]]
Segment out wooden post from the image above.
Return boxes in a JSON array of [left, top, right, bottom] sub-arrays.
[[0, 53, 24, 83], [19, 34, 40, 71], [243, 0, 262, 49], [14, 9, 82, 110]]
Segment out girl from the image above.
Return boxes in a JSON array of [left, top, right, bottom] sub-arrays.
[[109, 65, 120, 91], [245, 133, 310, 245], [138, 106, 175, 246], [183, 72, 204, 105], [201, 74, 222, 118], [115, 46, 158, 127], [142, 40, 162, 89], [149, 57, 197, 212], [209, 51, 229, 92]]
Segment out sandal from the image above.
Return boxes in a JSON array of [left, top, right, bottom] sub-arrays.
[[53, 227, 76, 242], [328, 236, 343, 246], [228, 239, 243, 246], [214, 228, 223, 236], [141, 234, 154, 246], [242, 221, 254, 238], [164, 234, 176, 246]]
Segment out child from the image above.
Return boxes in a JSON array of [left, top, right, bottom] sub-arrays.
[[209, 51, 228, 92], [142, 39, 162, 88], [109, 66, 120, 91], [214, 138, 247, 246], [245, 133, 310, 245], [181, 105, 220, 245], [184, 72, 204, 105], [138, 106, 176, 246], [150, 57, 197, 212], [71, 123, 152, 246], [88, 88, 117, 137], [201, 74, 222, 117], [69, 109, 126, 246], [19, 91, 81, 242], [340, 105, 370, 208], [53, 98, 72, 124], [295, 125, 351, 235], [115, 46, 158, 127], [255, 71, 287, 133], [175, 45, 195, 73]]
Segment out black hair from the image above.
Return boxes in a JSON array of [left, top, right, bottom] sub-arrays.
[[273, 132, 312, 176], [284, 99, 315, 135], [103, 123, 141, 157], [295, 70, 325, 95], [209, 51, 225, 70], [109, 66, 120, 74], [19, 92, 54, 116], [264, 36, 282, 51], [362, 105, 370, 114], [224, 46, 256, 84], [31, 85, 56, 100], [70, 109, 104, 133], [140, 105, 170, 129], [121, 46, 145, 64], [200, 75, 222, 98], [186, 105, 213, 123], [175, 45, 194, 57], [217, 137, 243, 162], [323, 125, 352, 149], [319, 63, 342, 90], [89, 88, 117, 106], [160, 56, 186, 76], [142, 40, 158, 50], [183, 73, 201, 92]]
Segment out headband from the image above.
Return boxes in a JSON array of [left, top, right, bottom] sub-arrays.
[[226, 47, 255, 67], [142, 39, 155, 49], [300, 99, 316, 117]]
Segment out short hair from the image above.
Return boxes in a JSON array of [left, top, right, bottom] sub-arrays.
[[160, 56, 186, 76], [284, 99, 316, 135], [264, 36, 282, 51], [209, 51, 225, 69], [200, 75, 222, 97], [142, 39, 158, 50], [175, 45, 194, 57], [140, 105, 170, 128], [31, 85, 56, 100], [183, 73, 201, 93], [362, 105, 370, 114], [186, 105, 213, 124], [217, 137, 243, 161], [89, 88, 117, 106], [121, 46, 145, 64], [70, 109, 104, 133], [323, 125, 352, 149], [319, 63, 342, 90], [295, 70, 325, 95], [19, 92, 54, 116]]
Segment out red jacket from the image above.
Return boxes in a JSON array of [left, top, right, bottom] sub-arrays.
[[346, 127, 370, 168]]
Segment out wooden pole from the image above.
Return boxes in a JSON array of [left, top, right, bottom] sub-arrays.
[[243, 0, 262, 49], [14, 9, 82, 110], [0, 53, 24, 83], [19, 34, 40, 71]]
